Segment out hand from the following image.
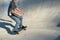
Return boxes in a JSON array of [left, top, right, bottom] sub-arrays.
[[16, 7, 24, 15], [18, 13, 24, 16]]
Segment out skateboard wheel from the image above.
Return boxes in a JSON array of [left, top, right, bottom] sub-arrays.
[[24, 28, 26, 30]]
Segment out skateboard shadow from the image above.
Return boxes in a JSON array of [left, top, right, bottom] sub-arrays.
[[0, 22, 16, 35]]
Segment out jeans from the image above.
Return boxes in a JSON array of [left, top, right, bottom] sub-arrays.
[[9, 15, 23, 31]]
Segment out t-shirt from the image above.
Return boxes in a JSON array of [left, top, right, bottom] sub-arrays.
[[8, 1, 17, 16]]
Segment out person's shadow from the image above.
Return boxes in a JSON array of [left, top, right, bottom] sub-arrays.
[[0, 19, 17, 35], [0, 19, 12, 23]]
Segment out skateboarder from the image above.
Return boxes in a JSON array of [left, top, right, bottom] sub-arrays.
[[8, 0, 26, 34]]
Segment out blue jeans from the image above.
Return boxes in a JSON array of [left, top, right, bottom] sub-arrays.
[[9, 15, 23, 31]]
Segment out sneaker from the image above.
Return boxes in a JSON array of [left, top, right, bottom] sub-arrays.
[[22, 26, 27, 29], [18, 26, 27, 29]]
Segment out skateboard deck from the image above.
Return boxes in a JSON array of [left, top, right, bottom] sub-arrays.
[[12, 26, 27, 34]]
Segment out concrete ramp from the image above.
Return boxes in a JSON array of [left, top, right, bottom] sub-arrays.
[[0, 0, 60, 40]]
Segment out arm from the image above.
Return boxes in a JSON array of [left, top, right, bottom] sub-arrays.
[[10, 2, 24, 16], [11, 9, 23, 16], [16, 7, 24, 15]]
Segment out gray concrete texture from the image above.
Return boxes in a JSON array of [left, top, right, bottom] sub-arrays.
[[0, 0, 60, 40]]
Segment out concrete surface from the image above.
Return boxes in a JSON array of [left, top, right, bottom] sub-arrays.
[[0, 0, 60, 40]]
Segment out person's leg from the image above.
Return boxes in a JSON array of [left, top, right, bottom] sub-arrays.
[[18, 16, 27, 29], [18, 16, 23, 28], [9, 16, 20, 32]]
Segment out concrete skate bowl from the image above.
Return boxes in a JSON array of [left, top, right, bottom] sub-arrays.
[[0, 0, 60, 40]]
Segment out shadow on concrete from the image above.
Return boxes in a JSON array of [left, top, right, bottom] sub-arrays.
[[55, 36, 60, 40], [57, 23, 60, 27], [51, 16, 60, 27], [0, 22, 17, 35], [0, 19, 12, 23]]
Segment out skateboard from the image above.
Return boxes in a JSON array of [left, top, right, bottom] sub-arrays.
[[18, 26, 27, 32], [12, 26, 27, 34]]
